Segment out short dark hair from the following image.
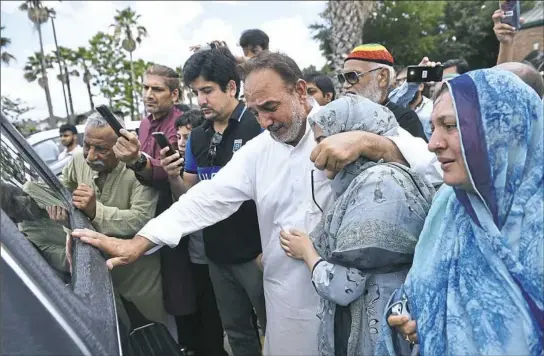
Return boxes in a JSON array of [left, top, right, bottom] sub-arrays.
[[174, 103, 191, 112], [522, 50, 544, 72], [183, 48, 241, 97], [175, 109, 205, 130], [59, 124, 77, 135], [443, 59, 470, 74], [239, 51, 302, 90], [239, 29, 269, 51], [302, 72, 336, 100], [145, 64, 180, 92]]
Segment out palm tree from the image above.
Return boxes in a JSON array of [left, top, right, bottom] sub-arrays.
[[52, 46, 80, 119], [73, 47, 95, 110], [19, 0, 55, 126], [23, 52, 54, 89], [327, 1, 375, 90], [47, 8, 71, 119], [1, 26, 16, 65], [111, 7, 148, 121]]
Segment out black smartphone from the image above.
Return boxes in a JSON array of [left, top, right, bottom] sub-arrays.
[[406, 65, 444, 83], [151, 132, 176, 157], [96, 105, 125, 137], [499, 0, 520, 29]]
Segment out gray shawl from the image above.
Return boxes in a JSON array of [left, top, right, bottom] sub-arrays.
[[308, 95, 435, 356]]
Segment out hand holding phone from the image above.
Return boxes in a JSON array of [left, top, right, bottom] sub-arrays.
[[96, 105, 126, 138], [406, 65, 444, 83], [499, 0, 520, 29], [152, 132, 176, 157]]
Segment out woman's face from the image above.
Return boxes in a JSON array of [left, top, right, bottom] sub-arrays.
[[428, 90, 470, 187]]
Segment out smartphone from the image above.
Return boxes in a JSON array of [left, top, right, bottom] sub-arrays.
[[406, 65, 444, 83], [96, 105, 125, 137], [387, 289, 412, 319], [499, 0, 520, 29], [151, 132, 176, 157]]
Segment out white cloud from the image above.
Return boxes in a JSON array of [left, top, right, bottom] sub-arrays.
[[211, 1, 248, 6], [1, 1, 327, 123], [0, 1, 21, 14], [262, 16, 325, 70], [132, 1, 204, 68]]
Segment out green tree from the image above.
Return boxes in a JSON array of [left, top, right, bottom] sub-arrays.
[[435, 0, 536, 69], [19, 0, 55, 125], [363, 1, 445, 66], [88, 31, 127, 110], [310, 1, 445, 69], [1, 26, 16, 65], [72, 47, 96, 110], [1, 96, 36, 137], [23, 52, 55, 93], [111, 7, 148, 120]]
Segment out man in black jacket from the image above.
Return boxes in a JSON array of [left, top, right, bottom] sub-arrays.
[[340, 44, 427, 141]]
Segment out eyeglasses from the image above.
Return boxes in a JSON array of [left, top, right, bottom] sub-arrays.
[[207, 132, 223, 164], [337, 67, 383, 86], [310, 169, 323, 213]]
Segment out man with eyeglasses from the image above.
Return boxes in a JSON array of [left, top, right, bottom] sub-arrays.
[[339, 44, 427, 141], [158, 46, 265, 356]]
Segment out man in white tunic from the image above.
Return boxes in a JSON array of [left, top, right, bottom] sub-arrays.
[[72, 52, 442, 355]]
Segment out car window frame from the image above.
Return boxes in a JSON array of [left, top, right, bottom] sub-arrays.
[[0, 114, 122, 355]]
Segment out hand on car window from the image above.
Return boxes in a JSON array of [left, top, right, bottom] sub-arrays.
[[46, 205, 70, 228]]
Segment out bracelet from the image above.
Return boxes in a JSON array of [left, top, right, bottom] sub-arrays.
[[312, 258, 325, 274]]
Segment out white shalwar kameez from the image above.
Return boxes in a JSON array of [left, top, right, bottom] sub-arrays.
[[138, 104, 442, 355]]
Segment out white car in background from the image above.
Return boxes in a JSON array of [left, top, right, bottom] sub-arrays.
[[26, 121, 141, 177]]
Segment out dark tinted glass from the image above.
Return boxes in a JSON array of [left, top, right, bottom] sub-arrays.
[[1, 135, 72, 283]]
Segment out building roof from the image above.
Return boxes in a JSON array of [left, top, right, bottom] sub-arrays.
[[521, 2, 544, 29]]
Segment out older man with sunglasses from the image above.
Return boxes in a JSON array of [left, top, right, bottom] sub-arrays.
[[339, 44, 427, 141]]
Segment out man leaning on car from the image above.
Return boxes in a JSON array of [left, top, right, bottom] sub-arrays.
[[44, 112, 167, 330]]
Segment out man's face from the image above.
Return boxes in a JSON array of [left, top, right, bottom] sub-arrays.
[[177, 125, 192, 156], [60, 130, 76, 147], [142, 74, 178, 116], [342, 60, 387, 104], [395, 70, 407, 88], [306, 82, 332, 106], [83, 126, 119, 173], [191, 76, 237, 122], [244, 69, 308, 144]]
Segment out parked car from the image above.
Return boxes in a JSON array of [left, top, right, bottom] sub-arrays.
[[26, 121, 141, 177], [0, 114, 179, 355]]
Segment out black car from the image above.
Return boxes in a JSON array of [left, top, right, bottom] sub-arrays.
[[0, 114, 180, 355]]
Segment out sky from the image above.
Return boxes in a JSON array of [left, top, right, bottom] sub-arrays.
[[0, 0, 328, 122]]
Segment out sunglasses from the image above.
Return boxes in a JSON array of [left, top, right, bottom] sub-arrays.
[[207, 132, 223, 164], [337, 67, 384, 86]]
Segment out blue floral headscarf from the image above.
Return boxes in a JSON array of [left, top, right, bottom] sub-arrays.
[[379, 68, 543, 355]]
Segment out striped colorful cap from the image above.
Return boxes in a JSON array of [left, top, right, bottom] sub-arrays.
[[345, 44, 394, 66]]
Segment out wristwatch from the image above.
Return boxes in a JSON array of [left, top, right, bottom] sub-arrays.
[[126, 152, 148, 172]]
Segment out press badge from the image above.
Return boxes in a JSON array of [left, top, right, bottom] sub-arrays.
[[232, 139, 243, 152]]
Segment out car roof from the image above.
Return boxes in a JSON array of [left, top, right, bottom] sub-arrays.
[[26, 121, 141, 145]]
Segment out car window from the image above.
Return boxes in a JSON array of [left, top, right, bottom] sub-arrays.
[[1, 135, 73, 282], [33, 138, 61, 164], [1, 115, 121, 355]]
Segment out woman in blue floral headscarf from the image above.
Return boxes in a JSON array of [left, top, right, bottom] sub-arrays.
[[379, 68, 543, 355]]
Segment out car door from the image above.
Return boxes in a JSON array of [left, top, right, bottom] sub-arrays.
[[0, 114, 122, 355]]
